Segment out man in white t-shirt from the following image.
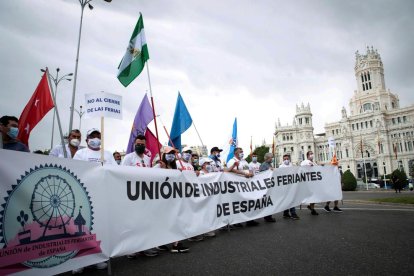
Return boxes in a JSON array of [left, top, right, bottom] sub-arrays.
[[279, 154, 300, 220], [248, 153, 261, 175], [122, 134, 151, 167], [73, 128, 117, 165], [49, 129, 82, 159], [176, 146, 195, 171], [300, 150, 318, 215], [209, 146, 224, 172], [72, 128, 113, 273], [227, 147, 258, 227]]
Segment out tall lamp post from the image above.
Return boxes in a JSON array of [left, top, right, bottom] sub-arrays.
[[68, 0, 112, 135], [41, 68, 73, 149], [73, 105, 85, 131]]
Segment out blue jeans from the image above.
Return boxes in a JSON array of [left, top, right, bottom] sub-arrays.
[[284, 207, 297, 216]]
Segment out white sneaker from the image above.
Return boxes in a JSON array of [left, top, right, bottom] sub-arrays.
[[204, 231, 216, 237], [72, 267, 84, 274], [95, 262, 107, 270]]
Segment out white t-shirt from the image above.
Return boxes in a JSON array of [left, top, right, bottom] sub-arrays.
[[122, 152, 151, 167], [227, 157, 249, 171], [300, 159, 317, 166], [248, 161, 261, 175], [279, 162, 292, 168], [49, 144, 82, 159], [73, 148, 117, 165], [176, 160, 194, 171]]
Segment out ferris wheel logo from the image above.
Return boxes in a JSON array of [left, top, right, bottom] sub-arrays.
[[0, 164, 100, 271]]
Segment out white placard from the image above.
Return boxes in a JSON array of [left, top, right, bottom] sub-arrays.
[[84, 92, 122, 119], [328, 136, 335, 148]]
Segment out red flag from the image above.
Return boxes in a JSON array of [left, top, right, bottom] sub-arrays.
[[18, 72, 54, 146], [145, 128, 162, 166]]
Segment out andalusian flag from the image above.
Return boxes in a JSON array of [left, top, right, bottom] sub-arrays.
[[117, 14, 149, 87]]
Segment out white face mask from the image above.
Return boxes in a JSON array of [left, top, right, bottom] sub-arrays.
[[239, 153, 244, 159], [206, 164, 212, 172], [182, 153, 191, 162], [283, 159, 290, 165], [70, 138, 80, 147], [165, 153, 175, 162], [252, 157, 257, 162], [116, 160, 121, 165], [309, 154, 314, 161], [88, 138, 101, 149]]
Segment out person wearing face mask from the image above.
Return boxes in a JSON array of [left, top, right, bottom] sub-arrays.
[[0, 115, 29, 152], [209, 146, 224, 172], [121, 135, 151, 167], [248, 153, 261, 175], [49, 129, 82, 158], [259, 152, 277, 223], [279, 154, 300, 220], [176, 146, 195, 171], [73, 128, 117, 165], [191, 153, 201, 171], [197, 157, 216, 238], [154, 146, 190, 253], [227, 147, 258, 227], [300, 150, 319, 215], [113, 151, 122, 165]]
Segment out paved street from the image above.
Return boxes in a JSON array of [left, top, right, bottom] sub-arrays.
[[63, 190, 414, 276]]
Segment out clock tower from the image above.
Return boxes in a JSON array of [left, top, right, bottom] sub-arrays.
[[349, 46, 399, 115]]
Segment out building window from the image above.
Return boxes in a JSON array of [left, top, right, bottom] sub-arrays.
[[367, 72, 371, 80], [305, 117, 309, 124], [392, 118, 395, 124], [352, 124, 355, 130], [368, 82, 372, 89], [346, 149, 349, 157], [299, 118, 302, 124], [361, 122, 364, 129], [392, 102, 395, 108], [370, 120, 373, 127], [403, 116, 407, 123], [397, 117, 401, 123], [356, 124, 359, 130]]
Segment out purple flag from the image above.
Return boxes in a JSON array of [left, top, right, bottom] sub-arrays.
[[126, 93, 153, 153]]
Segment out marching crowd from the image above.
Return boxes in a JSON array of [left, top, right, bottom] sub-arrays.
[[1, 115, 343, 274]]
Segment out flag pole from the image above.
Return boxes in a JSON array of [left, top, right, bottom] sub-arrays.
[[145, 61, 162, 159], [101, 116, 104, 163], [192, 122, 205, 148], [46, 68, 67, 158]]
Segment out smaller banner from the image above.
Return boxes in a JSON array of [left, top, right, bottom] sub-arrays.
[[84, 92, 122, 119], [328, 136, 335, 149]]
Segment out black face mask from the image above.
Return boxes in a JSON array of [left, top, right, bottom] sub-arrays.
[[135, 144, 145, 155]]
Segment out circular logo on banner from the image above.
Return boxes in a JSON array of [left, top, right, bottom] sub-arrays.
[[0, 164, 95, 269]]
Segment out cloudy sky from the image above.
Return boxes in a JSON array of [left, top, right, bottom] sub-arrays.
[[1, 0, 413, 154]]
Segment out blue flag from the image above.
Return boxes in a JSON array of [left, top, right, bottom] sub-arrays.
[[226, 118, 238, 163], [169, 92, 192, 151]]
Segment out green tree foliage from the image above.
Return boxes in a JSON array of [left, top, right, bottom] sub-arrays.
[[342, 170, 357, 191], [391, 169, 408, 188]]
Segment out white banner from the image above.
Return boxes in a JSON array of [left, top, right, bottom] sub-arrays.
[[84, 92, 122, 119], [0, 149, 342, 275]]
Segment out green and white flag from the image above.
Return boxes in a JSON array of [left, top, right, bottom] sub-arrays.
[[117, 14, 149, 87]]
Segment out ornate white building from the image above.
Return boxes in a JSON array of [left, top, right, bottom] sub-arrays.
[[275, 46, 414, 178]]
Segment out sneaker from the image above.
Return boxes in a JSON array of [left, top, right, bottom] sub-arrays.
[[324, 205, 332, 212], [333, 206, 343, 213], [291, 214, 300, 220], [156, 245, 169, 251], [204, 231, 216, 237], [95, 262, 107, 270], [311, 209, 319, 216], [246, 220, 260, 226], [188, 235, 204, 242], [127, 253, 137, 259], [283, 213, 292, 219], [140, 249, 159, 257], [72, 267, 84, 274], [264, 216, 276, 223], [171, 243, 189, 253]]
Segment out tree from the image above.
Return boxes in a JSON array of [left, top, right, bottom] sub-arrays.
[[245, 145, 270, 163], [342, 170, 357, 191], [391, 169, 408, 189]]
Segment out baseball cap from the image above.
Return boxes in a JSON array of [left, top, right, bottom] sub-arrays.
[[87, 128, 100, 137], [182, 146, 192, 153], [199, 157, 213, 167], [210, 146, 223, 153], [163, 146, 178, 154]]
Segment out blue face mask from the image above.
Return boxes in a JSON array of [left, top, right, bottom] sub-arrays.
[[7, 127, 19, 139]]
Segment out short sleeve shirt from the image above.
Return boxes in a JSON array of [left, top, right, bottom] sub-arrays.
[[73, 148, 117, 165], [122, 152, 151, 167]]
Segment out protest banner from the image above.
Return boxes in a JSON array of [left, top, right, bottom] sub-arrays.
[[0, 149, 342, 275]]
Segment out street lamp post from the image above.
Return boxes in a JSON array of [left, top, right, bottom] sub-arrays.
[[41, 68, 73, 149], [68, 0, 112, 135], [73, 105, 85, 131]]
